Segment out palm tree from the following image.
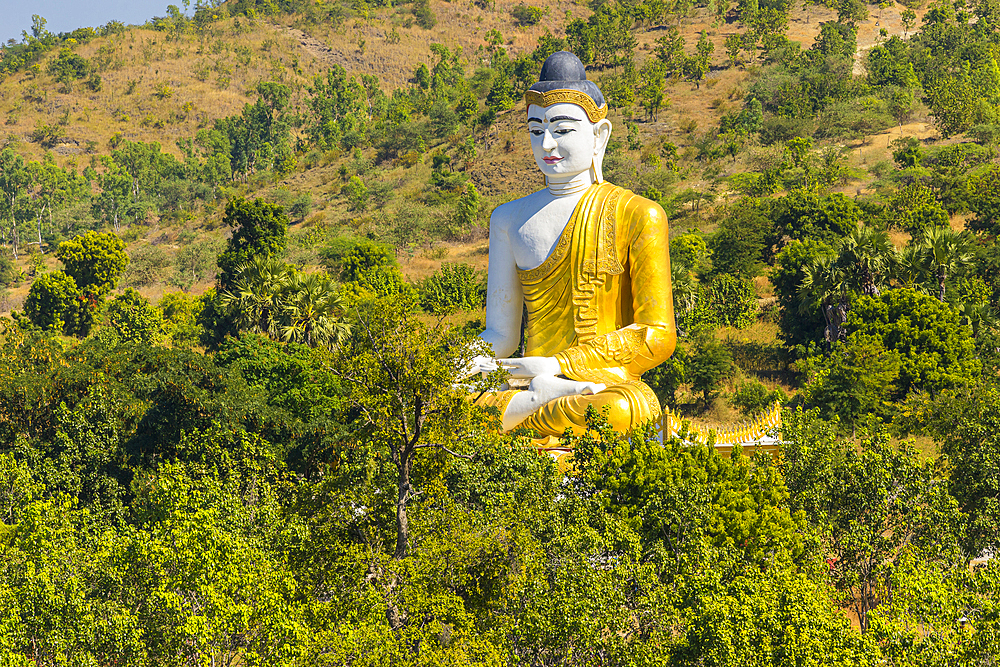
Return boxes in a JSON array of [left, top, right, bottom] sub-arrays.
[[919, 226, 975, 302], [837, 226, 896, 297], [799, 254, 852, 344], [671, 261, 697, 318], [958, 301, 999, 338], [220, 255, 294, 338], [893, 243, 930, 291], [279, 272, 351, 348]]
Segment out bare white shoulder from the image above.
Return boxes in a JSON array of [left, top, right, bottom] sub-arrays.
[[490, 188, 549, 235]]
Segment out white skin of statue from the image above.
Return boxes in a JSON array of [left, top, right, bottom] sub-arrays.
[[470, 102, 613, 430]]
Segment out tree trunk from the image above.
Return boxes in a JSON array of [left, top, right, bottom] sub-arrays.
[[36, 208, 44, 253], [938, 266, 947, 302], [394, 455, 412, 560]]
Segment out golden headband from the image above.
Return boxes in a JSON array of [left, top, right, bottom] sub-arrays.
[[524, 89, 608, 123]]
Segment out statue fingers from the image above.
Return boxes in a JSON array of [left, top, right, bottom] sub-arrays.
[[497, 358, 532, 378], [577, 382, 606, 395]]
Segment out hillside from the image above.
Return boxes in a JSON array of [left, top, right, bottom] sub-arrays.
[[0, 0, 995, 422]]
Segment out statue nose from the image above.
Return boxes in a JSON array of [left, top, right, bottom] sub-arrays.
[[541, 130, 558, 151]]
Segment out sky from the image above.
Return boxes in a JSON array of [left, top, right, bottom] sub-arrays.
[[2, 0, 177, 44]]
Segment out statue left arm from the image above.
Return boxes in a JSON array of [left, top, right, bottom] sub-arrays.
[[554, 196, 676, 381]]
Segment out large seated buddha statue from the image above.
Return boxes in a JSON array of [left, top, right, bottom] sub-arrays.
[[471, 51, 676, 440]]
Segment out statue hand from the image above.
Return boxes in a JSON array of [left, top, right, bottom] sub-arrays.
[[527, 374, 606, 404], [498, 356, 562, 379], [462, 355, 499, 379]]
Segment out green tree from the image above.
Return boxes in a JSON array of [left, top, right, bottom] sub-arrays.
[[320, 237, 397, 283], [901, 8, 916, 35], [571, 412, 808, 569], [105, 289, 163, 345], [275, 271, 350, 348], [216, 197, 288, 290], [728, 378, 786, 418], [158, 291, 204, 348], [47, 47, 90, 84], [25, 159, 82, 254], [690, 30, 715, 89], [23, 270, 83, 335], [451, 183, 480, 238], [703, 273, 758, 328], [417, 263, 485, 315], [0, 147, 30, 259], [91, 161, 149, 233], [725, 33, 742, 68], [708, 199, 773, 278], [638, 60, 667, 121], [330, 292, 496, 631], [781, 410, 963, 632], [771, 238, 834, 347], [924, 382, 1000, 555], [869, 550, 1000, 664], [967, 165, 1000, 236], [771, 192, 863, 248], [836, 226, 895, 298], [56, 231, 128, 299], [802, 334, 902, 426], [342, 176, 369, 212], [845, 288, 980, 397], [687, 330, 735, 403]]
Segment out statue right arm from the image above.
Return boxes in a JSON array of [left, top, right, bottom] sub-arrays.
[[478, 207, 523, 359]]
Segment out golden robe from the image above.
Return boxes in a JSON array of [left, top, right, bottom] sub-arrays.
[[481, 181, 676, 437]]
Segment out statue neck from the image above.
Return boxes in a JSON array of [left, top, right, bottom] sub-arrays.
[[546, 169, 598, 197]]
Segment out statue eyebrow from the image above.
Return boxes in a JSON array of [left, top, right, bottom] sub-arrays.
[[527, 115, 582, 123]]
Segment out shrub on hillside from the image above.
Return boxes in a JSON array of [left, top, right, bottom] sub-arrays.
[[105, 289, 163, 345], [320, 237, 397, 283], [23, 271, 84, 335], [418, 263, 485, 315]]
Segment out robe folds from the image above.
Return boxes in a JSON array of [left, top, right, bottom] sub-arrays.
[[478, 181, 676, 438]]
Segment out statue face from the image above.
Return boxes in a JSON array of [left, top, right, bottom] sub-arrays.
[[527, 102, 609, 179]]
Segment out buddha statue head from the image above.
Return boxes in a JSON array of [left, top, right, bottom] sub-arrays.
[[525, 51, 612, 186]]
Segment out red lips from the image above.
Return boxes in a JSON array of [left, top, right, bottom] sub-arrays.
[[543, 156, 562, 164]]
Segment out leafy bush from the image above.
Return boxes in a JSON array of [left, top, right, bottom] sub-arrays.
[[159, 291, 204, 348], [687, 331, 735, 403], [342, 176, 369, 211], [23, 270, 84, 335], [413, 0, 436, 28], [511, 3, 546, 26], [0, 254, 19, 287], [320, 237, 397, 283], [729, 379, 786, 418], [670, 233, 710, 273], [703, 274, 758, 329], [105, 289, 163, 345], [845, 289, 980, 397], [289, 193, 313, 220], [56, 231, 128, 299], [418, 263, 485, 315], [47, 48, 90, 83], [124, 245, 172, 287]]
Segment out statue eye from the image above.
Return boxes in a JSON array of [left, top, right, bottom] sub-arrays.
[[555, 128, 574, 135], [530, 129, 543, 136]]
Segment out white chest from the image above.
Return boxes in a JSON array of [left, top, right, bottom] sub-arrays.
[[508, 192, 584, 271]]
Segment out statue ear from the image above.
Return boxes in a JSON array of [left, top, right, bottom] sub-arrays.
[[593, 118, 612, 156]]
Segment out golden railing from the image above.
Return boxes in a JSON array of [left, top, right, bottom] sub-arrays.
[[659, 402, 783, 457]]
